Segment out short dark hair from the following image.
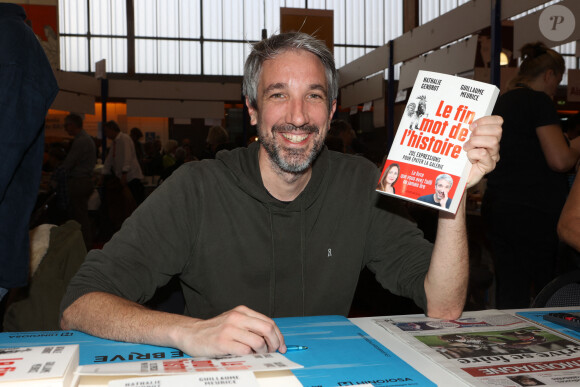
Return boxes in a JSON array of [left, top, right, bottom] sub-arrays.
[[243, 32, 338, 112], [65, 113, 83, 128], [105, 120, 120, 132], [130, 127, 143, 139]]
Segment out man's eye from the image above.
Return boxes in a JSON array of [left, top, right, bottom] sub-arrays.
[[270, 93, 284, 99], [308, 93, 324, 100]]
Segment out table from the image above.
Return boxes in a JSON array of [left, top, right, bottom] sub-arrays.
[[4, 308, 579, 387]]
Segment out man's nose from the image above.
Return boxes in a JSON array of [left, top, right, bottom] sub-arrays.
[[286, 98, 308, 127]]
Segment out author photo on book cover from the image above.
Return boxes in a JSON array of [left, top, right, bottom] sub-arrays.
[[378, 163, 400, 194], [417, 174, 454, 209]]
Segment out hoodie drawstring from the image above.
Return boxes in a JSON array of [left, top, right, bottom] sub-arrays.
[[268, 208, 276, 317], [300, 201, 305, 316]]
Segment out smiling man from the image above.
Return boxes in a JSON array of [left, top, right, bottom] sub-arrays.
[[61, 32, 503, 358], [418, 174, 454, 209]]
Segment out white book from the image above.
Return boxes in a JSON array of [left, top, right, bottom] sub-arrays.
[[0, 344, 79, 387], [377, 70, 499, 214], [75, 353, 303, 387]]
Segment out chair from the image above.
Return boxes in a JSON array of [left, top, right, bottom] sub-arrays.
[[531, 270, 580, 308], [3, 220, 86, 331]]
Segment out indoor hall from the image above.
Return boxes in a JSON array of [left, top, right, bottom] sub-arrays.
[[1, 0, 579, 352]]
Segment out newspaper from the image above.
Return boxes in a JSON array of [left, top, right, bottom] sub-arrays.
[[373, 310, 580, 386]]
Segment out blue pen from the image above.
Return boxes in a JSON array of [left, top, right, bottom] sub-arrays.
[[286, 345, 308, 352]]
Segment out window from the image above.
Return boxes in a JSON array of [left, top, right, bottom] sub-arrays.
[[58, 0, 404, 76]]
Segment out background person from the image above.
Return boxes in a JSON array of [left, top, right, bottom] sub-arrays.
[[0, 3, 58, 302], [59, 113, 97, 250], [482, 42, 580, 309], [102, 120, 145, 205], [130, 127, 145, 172], [61, 32, 502, 358], [328, 119, 364, 155], [557, 167, 580, 265], [199, 125, 230, 159]]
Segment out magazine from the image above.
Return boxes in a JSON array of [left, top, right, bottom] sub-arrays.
[[517, 310, 580, 343], [373, 310, 580, 386], [377, 70, 499, 213]]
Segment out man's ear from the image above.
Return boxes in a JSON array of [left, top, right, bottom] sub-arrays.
[[328, 99, 337, 121], [246, 97, 258, 126]]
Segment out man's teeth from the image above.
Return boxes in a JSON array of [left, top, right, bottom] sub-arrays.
[[282, 133, 309, 143]]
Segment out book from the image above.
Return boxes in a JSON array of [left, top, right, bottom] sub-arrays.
[[373, 310, 580, 386], [275, 315, 435, 387], [105, 372, 260, 387], [76, 351, 301, 375], [377, 70, 499, 213], [0, 344, 79, 386], [0, 332, 301, 387], [516, 309, 580, 343], [0, 330, 187, 366], [76, 370, 302, 387]]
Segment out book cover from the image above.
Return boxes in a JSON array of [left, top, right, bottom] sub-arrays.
[[276, 315, 435, 387], [0, 344, 78, 386], [0, 331, 187, 366], [377, 70, 499, 213]]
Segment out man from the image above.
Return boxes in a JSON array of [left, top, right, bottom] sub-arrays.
[[418, 174, 454, 209], [129, 127, 145, 171], [60, 114, 97, 250], [0, 3, 58, 301], [61, 32, 502, 358], [102, 120, 145, 205]]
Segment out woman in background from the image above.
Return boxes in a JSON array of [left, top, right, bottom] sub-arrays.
[[482, 42, 580, 308]]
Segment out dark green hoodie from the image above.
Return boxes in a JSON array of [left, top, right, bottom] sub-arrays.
[[62, 142, 432, 319]]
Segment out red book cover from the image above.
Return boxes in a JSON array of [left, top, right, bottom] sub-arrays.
[[377, 70, 499, 213]]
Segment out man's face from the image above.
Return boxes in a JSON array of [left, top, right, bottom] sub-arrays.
[[247, 49, 336, 174], [105, 127, 116, 140], [435, 178, 452, 201], [64, 121, 75, 136]]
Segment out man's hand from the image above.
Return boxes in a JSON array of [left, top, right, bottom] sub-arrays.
[[61, 293, 286, 359], [174, 305, 287, 357], [463, 115, 503, 188], [440, 191, 449, 210]]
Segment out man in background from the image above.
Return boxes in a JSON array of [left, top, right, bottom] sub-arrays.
[[60, 113, 97, 250], [0, 3, 58, 301], [103, 120, 145, 205]]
